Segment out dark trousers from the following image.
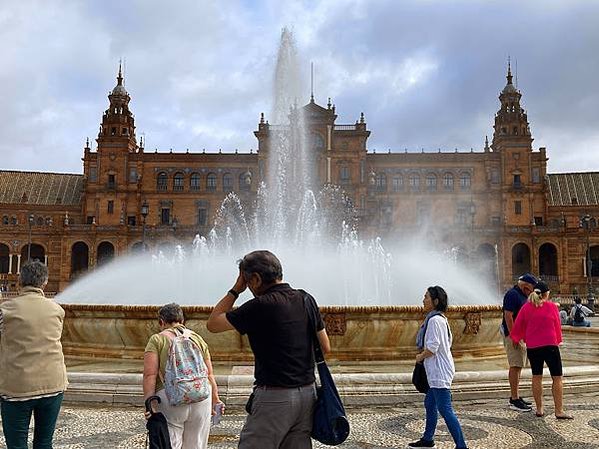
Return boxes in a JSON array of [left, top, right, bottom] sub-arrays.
[[1, 393, 63, 449]]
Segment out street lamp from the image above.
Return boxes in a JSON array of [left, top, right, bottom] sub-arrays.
[[580, 214, 597, 309], [141, 201, 149, 251], [27, 214, 34, 261]]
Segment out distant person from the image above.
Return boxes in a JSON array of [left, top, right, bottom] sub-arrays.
[[570, 297, 594, 327], [408, 286, 468, 449], [207, 250, 331, 449], [0, 261, 69, 449], [510, 281, 573, 419], [501, 273, 537, 412], [143, 303, 222, 449], [559, 309, 570, 325]]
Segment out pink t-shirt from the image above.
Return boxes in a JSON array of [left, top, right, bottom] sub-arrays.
[[510, 301, 562, 349]]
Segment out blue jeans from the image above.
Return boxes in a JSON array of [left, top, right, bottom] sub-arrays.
[[571, 320, 591, 327], [0, 393, 63, 449], [422, 388, 467, 449]]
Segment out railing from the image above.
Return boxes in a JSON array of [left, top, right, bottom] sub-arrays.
[[334, 125, 358, 131], [511, 275, 560, 284]]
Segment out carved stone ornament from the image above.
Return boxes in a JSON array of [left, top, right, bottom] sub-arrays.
[[464, 312, 482, 335], [324, 313, 347, 336]]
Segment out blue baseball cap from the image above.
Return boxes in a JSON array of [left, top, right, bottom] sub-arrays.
[[518, 273, 538, 285]]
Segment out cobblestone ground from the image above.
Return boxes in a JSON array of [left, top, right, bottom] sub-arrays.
[[1, 392, 599, 448]]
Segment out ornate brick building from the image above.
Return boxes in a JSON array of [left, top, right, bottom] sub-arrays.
[[1, 64, 598, 298]]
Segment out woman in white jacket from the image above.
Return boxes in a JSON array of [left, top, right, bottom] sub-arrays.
[[409, 286, 468, 449]]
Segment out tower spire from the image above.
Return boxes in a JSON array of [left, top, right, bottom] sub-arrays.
[[506, 56, 513, 85], [117, 60, 123, 86], [310, 62, 314, 103]]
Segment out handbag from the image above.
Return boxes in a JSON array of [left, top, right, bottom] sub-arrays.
[[304, 294, 350, 446], [145, 395, 173, 449], [412, 361, 429, 394]]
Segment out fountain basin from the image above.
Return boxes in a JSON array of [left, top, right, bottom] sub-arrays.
[[61, 304, 503, 361]]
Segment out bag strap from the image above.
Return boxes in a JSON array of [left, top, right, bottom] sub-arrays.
[[422, 313, 450, 341], [302, 291, 325, 365]]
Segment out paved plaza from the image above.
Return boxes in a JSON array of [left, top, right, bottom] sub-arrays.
[[1, 392, 598, 448]]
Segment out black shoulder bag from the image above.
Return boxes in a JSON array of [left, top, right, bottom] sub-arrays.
[[303, 294, 350, 446]]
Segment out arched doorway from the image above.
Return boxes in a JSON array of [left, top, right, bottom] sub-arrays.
[[0, 243, 9, 273], [97, 242, 115, 266], [587, 245, 599, 277], [21, 244, 46, 264], [71, 242, 89, 279], [512, 243, 531, 278], [538, 243, 558, 283]]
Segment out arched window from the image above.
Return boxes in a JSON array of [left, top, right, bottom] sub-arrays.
[[157, 172, 168, 191], [223, 173, 233, 192], [409, 174, 420, 190], [2, 215, 8, 225], [36, 216, 44, 226], [426, 174, 437, 191], [206, 173, 217, 192], [190, 173, 200, 191], [443, 173, 454, 190], [339, 166, 350, 184], [173, 172, 184, 191], [459, 173, 471, 190], [375, 173, 386, 192], [392, 176, 403, 192], [239, 172, 251, 191]]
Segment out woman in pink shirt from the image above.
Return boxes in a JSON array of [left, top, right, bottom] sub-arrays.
[[510, 281, 573, 419]]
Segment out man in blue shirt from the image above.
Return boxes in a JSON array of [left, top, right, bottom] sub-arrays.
[[501, 273, 537, 412]]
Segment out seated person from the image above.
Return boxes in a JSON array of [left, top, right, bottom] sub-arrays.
[[570, 297, 594, 327], [559, 309, 570, 325]]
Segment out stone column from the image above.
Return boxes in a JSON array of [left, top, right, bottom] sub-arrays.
[[327, 157, 331, 183], [16, 254, 21, 274], [8, 254, 12, 274], [44, 255, 48, 265]]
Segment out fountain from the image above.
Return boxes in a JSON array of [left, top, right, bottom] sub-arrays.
[[52, 29, 545, 406]]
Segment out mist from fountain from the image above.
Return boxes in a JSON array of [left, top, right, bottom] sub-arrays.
[[58, 28, 500, 306]]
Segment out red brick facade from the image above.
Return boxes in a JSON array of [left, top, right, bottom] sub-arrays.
[[1, 65, 598, 297]]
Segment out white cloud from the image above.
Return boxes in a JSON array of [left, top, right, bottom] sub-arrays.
[[0, 0, 598, 173]]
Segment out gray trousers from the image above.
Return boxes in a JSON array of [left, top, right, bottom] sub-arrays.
[[238, 383, 317, 449]]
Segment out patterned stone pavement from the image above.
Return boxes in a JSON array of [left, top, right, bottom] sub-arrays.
[[1, 392, 598, 448]]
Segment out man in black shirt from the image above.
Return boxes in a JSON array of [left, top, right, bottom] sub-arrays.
[[207, 250, 331, 449]]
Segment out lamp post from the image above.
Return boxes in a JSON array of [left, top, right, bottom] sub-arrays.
[[27, 214, 34, 261], [580, 214, 596, 309], [141, 200, 149, 251]]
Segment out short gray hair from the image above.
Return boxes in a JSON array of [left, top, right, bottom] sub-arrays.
[[158, 303, 184, 324], [20, 261, 49, 288]]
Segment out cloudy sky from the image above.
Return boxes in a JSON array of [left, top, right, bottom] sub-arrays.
[[1, 0, 598, 174]]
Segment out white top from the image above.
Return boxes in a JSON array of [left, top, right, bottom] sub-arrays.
[[570, 304, 593, 320], [423, 315, 455, 389]]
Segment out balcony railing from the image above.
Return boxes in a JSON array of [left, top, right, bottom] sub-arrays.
[[334, 125, 358, 131]]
